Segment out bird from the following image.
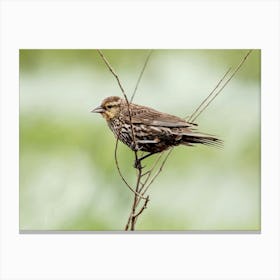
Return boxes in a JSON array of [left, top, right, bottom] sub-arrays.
[[91, 96, 222, 165]]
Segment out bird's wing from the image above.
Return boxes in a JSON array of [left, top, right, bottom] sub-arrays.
[[123, 104, 192, 128]]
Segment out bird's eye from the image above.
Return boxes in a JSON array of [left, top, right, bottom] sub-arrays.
[[107, 105, 113, 109]]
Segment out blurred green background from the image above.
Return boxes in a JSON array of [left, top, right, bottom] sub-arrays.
[[20, 50, 260, 231]]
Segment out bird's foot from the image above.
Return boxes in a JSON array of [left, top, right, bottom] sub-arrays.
[[134, 159, 144, 170]]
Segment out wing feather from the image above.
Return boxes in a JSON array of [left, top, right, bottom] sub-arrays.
[[122, 103, 191, 128]]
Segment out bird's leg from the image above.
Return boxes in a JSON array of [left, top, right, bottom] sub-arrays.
[[130, 142, 139, 151], [134, 158, 143, 170], [138, 152, 155, 162], [134, 153, 154, 169]]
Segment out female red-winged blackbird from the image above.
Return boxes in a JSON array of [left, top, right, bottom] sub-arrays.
[[91, 96, 222, 157]]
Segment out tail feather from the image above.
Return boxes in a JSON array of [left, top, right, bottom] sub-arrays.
[[182, 134, 223, 148]]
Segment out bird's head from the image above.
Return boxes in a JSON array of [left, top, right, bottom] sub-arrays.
[[91, 96, 122, 120]]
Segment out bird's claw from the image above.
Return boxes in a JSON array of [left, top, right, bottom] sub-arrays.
[[134, 159, 144, 169]]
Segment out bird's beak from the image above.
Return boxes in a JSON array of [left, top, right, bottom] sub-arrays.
[[91, 106, 105, 113]]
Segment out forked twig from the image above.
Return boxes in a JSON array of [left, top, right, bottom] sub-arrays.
[[134, 196, 150, 218]]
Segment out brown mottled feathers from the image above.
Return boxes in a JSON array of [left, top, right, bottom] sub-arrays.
[[121, 102, 192, 128], [92, 96, 223, 153]]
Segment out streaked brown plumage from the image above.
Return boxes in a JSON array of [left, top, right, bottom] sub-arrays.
[[91, 96, 222, 155]]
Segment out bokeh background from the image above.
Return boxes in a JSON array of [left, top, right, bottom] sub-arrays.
[[20, 50, 260, 231]]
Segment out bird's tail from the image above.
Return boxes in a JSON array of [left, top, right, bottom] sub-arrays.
[[182, 132, 223, 148]]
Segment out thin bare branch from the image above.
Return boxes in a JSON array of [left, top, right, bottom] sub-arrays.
[[187, 67, 232, 122], [97, 50, 138, 158], [125, 213, 132, 230], [130, 50, 153, 103], [97, 50, 128, 100], [130, 168, 143, 230], [134, 196, 150, 219], [139, 152, 164, 192], [140, 149, 173, 196], [114, 137, 146, 199], [189, 50, 253, 123]]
